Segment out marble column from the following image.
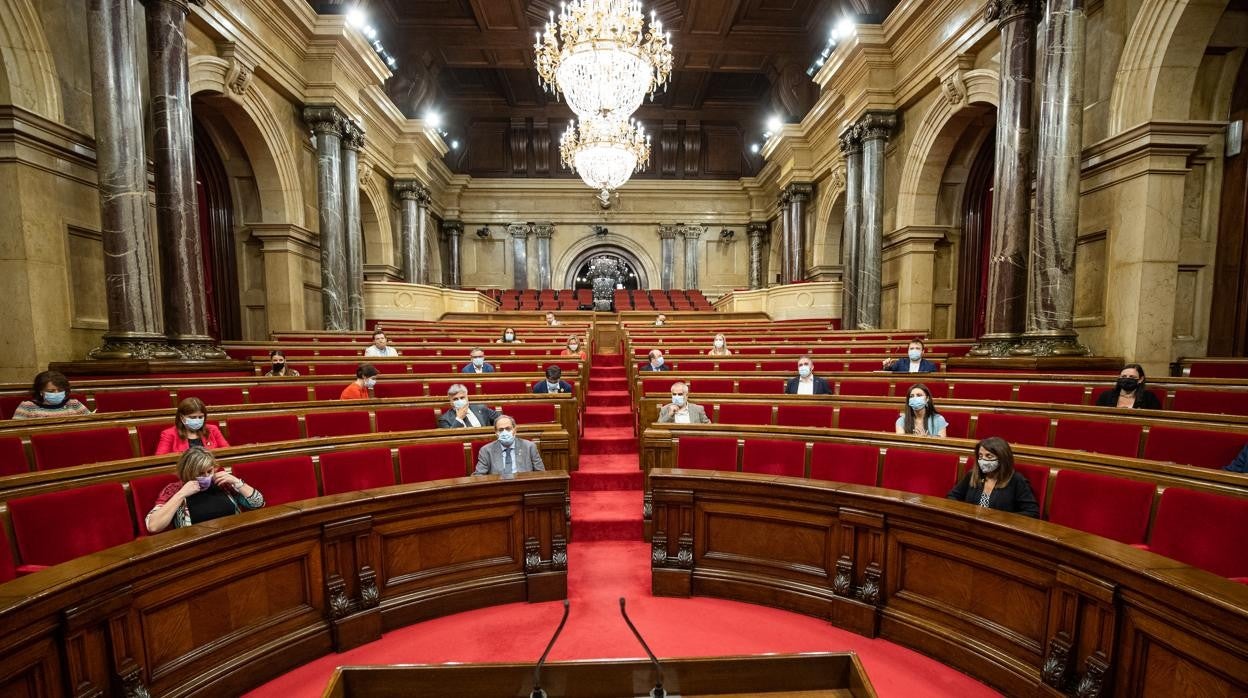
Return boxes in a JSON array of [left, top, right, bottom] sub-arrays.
[[415, 190, 430, 285], [682, 225, 704, 289], [976, 0, 1039, 352], [86, 0, 176, 359], [508, 223, 530, 290], [442, 220, 463, 288], [839, 126, 864, 329], [533, 223, 554, 290], [304, 105, 348, 330], [746, 222, 769, 290], [784, 184, 814, 284], [340, 119, 365, 330], [144, 0, 220, 357], [777, 192, 793, 284], [856, 112, 896, 329], [1017, 0, 1088, 355], [658, 225, 679, 290], [393, 180, 428, 285]]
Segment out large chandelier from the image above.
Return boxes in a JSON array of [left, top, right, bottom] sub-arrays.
[[560, 117, 651, 205], [534, 0, 673, 121]]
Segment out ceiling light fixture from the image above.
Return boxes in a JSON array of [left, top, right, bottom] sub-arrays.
[[346, 7, 367, 28], [560, 117, 651, 206], [424, 110, 442, 130]]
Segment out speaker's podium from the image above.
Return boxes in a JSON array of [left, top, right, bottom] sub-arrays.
[[323, 653, 876, 697]]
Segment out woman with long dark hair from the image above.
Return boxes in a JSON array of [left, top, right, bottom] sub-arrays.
[[894, 383, 948, 437], [947, 437, 1039, 517]]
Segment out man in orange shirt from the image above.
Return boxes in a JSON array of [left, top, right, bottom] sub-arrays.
[[341, 364, 379, 400]]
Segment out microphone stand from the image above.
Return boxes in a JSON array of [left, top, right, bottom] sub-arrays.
[[619, 598, 666, 698], [530, 599, 571, 698]]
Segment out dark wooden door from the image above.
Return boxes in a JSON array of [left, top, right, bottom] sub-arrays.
[[1210, 58, 1248, 355], [956, 131, 996, 339]]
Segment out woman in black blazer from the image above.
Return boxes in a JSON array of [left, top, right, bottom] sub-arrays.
[[947, 437, 1039, 518], [1093, 363, 1162, 410]]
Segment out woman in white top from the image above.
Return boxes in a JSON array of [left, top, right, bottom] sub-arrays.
[[706, 333, 732, 356], [895, 383, 948, 437]]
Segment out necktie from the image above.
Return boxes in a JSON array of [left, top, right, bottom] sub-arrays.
[[504, 447, 513, 474]]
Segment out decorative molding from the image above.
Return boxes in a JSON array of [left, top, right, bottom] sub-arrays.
[[507, 222, 532, 239], [1042, 634, 1072, 689], [832, 555, 853, 596], [783, 182, 815, 203], [531, 222, 554, 239], [856, 111, 897, 142], [393, 179, 430, 204], [303, 104, 345, 136], [340, 118, 365, 151]]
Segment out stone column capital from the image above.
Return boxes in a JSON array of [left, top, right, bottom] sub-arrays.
[[658, 224, 681, 240], [681, 224, 706, 240], [985, 0, 1040, 24], [508, 222, 532, 239], [783, 183, 815, 204], [441, 220, 464, 237], [140, 0, 204, 10], [855, 112, 897, 142], [393, 179, 430, 204], [531, 222, 554, 239], [838, 125, 863, 154], [341, 118, 366, 151], [304, 105, 346, 136], [746, 221, 770, 239]]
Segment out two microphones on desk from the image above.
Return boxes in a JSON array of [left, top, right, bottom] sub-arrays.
[[531, 598, 667, 698]]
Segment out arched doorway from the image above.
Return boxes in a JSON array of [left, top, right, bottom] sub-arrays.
[[1211, 49, 1248, 355], [563, 245, 649, 290], [193, 116, 241, 341], [956, 131, 995, 339]]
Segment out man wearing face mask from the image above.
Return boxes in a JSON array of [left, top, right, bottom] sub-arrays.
[[654, 314, 667, 327], [461, 348, 496, 373], [658, 382, 710, 424], [785, 356, 831, 395], [533, 365, 573, 394], [364, 330, 399, 357], [340, 364, 380, 400], [1094, 363, 1162, 409], [641, 349, 669, 371], [438, 384, 500, 428], [884, 339, 939, 373], [473, 415, 545, 475]]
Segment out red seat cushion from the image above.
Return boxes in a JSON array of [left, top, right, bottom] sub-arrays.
[[742, 439, 805, 477], [93, 389, 172, 413], [428, 381, 465, 398], [1188, 362, 1248, 379], [137, 422, 170, 456], [376, 407, 439, 433], [312, 363, 358, 376], [372, 362, 408, 375], [176, 386, 246, 407], [374, 381, 428, 399], [676, 436, 738, 472], [0, 436, 29, 476], [9, 483, 135, 569], [315, 383, 348, 400], [975, 413, 1051, 447], [1170, 389, 1248, 417], [692, 378, 735, 394], [880, 448, 959, 497], [0, 520, 15, 583], [480, 380, 528, 395], [320, 448, 395, 495], [32, 427, 134, 470], [501, 402, 556, 425], [941, 410, 970, 439], [231, 455, 318, 506], [776, 404, 834, 429], [1054, 419, 1142, 458], [249, 384, 310, 404], [129, 473, 180, 535], [1048, 470, 1154, 544], [950, 382, 1014, 401], [738, 378, 786, 395], [1143, 426, 1246, 470], [1, 395, 27, 420], [504, 362, 539, 372], [1146, 487, 1248, 578], [677, 361, 714, 372], [716, 403, 773, 426], [1013, 463, 1050, 511], [836, 406, 898, 432], [716, 361, 757, 372], [305, 410, 372, 438], [837, 380, 891, 397], [399, 442, 468, 482], [1017, 383, 1086, 405], [226, 414, 301, 445], [644, 381, 675, 396], [761, 361, 795, 372], [810, 442, 879, 486]]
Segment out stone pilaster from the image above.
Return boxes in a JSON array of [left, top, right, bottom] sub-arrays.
[[856, 112, 896, 329], [839, 125, 864, 329], [783, 184, 814, 285], [508, 223, 531, 290], [533, 223, 554, 290], [340, 118, 365, 330], [442, 220, 463, 288], [746, 222, 769, 290], [682, 225, 705, 289], [304, 105, 348, 330], [658, 225, 680, 291], [393, 180, 429, 285]]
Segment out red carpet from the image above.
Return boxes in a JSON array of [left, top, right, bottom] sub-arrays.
[[244, 353, 1000, 697]]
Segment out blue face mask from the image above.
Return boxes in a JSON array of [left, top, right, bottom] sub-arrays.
[[504, 333, 515, 341], [908, 396, 927, 410], [452, 397, 468, 410], [472, 357, 485, 367], [183, 416, 206, 431], [798, 365, 811, 378], [497, 430, 515, 445], [43, 391, 66, 406], [908, 349, 923, 362], [652, 356, 663, 366], [365, 377, 376, 390], [195, 473, 213, 490], [672, 394, 687, 406]]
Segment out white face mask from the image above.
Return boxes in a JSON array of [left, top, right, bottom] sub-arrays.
[[713, 339, 724, 348], [978, 458, 999, 473]]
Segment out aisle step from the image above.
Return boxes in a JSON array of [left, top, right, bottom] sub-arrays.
[[592, 354, 624, 367], [584, 407, 633, 429], [571, 491, 643, 541], [570, 458, 644, 491], [589, 377, 629, 391], [581, 427, 636, 455], [586, 391, 630, 408], [590, 366, 626, 379]]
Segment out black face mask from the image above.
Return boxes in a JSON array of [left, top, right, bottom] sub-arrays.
[[272, 363, 284, 374], [1117, 377, 1140, 393]]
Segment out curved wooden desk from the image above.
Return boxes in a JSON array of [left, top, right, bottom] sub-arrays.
[[648, 469, 1248, 697], [0, 473, 569, 697]]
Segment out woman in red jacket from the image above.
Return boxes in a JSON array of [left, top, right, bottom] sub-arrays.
[[154, 397, 230, 454]]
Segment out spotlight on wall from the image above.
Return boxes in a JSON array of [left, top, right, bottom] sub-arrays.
[[346, 7, 367, 28], [833, 18, 855, 40], [424, 110, 443, 130], [475, 226, 491, 238], [766, 115, 783, 134]]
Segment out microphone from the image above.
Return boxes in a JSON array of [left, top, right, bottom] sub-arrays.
[[619, 598, 666, 698], [531, 599, 571, 698]]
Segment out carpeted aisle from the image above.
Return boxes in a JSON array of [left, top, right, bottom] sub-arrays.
[[245, 353, 1000, 697]]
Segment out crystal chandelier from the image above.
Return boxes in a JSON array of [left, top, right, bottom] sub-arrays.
[[534, 0, 673, 121], [560, 117, 651, 205]]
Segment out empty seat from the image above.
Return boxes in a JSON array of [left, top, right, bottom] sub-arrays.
[[716, 403, 773, 426], [0, 436, 29, 476], [93, 389, 172, 413], [32, 427, 134, 470], [715, 361, 757, 372], [501, 402, 556, 425], [880, 448, 959, 497], [1142, 426, 1246, 470], [1054, 419, 1142, 459], [690, 378, 735, 394], [810, 442, 879, 486], [373, 381, 427, 399], [677, 361, 714, 372], [676, 436, 738, 472], [9, 483, 135, 573], [742, 439, 805, 477], [311, 363, 358, 376], [950, 383, 1014, 401], [129, 472, 180, 535], [836, 406, 898, 432], [376, 407, 438, 433], [176, 386, 246, 407], [837, 380, 891, 397], [941, 410, 970, 439], [1047, 470, 1154, 544], [0, 520, 15, 583], [249, 384, 310, 404], [737, 378, 785, 395], [1013, 463, 1051, 511], [315, 383, 349, 401], [1146, 487, 1248, 579], [320, 448, 396, 495], [399, 442, 468, 482], [226, 414, 301, 445], [480, 380, 529, 395], [975, 413, 1051, 447], [1016, 383, 1086, 405], [137, 422, 171, 456], [231, 455, 318, 506], [760, 360, 795, 372], [1170, 389, 1248, 417], [776, 404, 834, 429], [305, 410, 372, 438]]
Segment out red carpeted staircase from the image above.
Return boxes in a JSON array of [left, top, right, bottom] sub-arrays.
[[569, 354, 644, 539]]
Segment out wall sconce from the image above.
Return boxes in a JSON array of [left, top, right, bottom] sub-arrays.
[[475, 226, 491, 238]]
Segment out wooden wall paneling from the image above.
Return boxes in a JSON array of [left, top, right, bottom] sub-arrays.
[[532, 118, 550, 175], [510, 117, 529, 176], [466, 120, 510, 176], [523, 489, 569, 600], [650, 487, 694, 596], [322, 515, 381, 651], [701, 122, 745, 177], [683, 121, 701, 178], [1039, 565, 1117, 695], [833, 507, 884, 637], [661, 121, 680, 177]]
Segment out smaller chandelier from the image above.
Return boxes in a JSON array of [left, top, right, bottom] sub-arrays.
[[561, 117, 651, 205], [534, 0, 673, 121]]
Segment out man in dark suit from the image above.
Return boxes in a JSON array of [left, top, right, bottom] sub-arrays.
[[883, 339, 939, 373], [533, 365, 573, 394], [640, 348, 669, 371], [437, 383, 500, 428], [461, 347, 495, 374], [785, 355, 831, 395], [473, 415, 545, 476]]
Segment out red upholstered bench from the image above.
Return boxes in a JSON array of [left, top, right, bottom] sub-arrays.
[[838, 380, 891, 397], [9, 482, 136, 573], [975, 413, 1051, 447], [311, 363, 358, 376], [690, 378, 735, 394], [776, 404, 834, 429], [93, 389, 173, 413], [810, 442, 879, 486], [481, 380, 528, 395], [231, 455, 318, 506], [176, 386, 246, 407], [31, 427, 134, 470], [0, 436, 29, 476], [1142, 426, 1246, 470], [314, 383, 348, 401], [128, 472, 180, 535], [376, 407, 439, 433], [950, 382, 1013, 401], [0, 520, 15, 583], [742, 438, 805, 477], [305, 410, 371, 438], [1053, 419, 1142, 459], [373, 381, 427, 399], [716, 403, 773, 426], [320, 448, 396, 495], [1170, 389, 1248, 417], [676, 436, 739, 472], [249, 384, 311, 404], [1047, 470, 1154, 544], [941, 411, 970, 439], [226, 414, 300, 445], [499, 402, 556, 425], [880, 448, 959, 497], [1144, 487, 1248, 581], [737, 379, 785, 395], [399, 442, 471, 482], [428, 381, 465, 398], [1017, 383, 1086, 405], [715, 361, 758, 372], [836, 406, 898, 432]]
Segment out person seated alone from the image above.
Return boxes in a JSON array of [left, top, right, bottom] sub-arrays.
[[561, 335, 586, 360], [341, 364, 379, 400], [785, 356, 831, 395], [12, 370, 91, 419], [545, 312, 561, 327], [438, 384, 499, 428], [533, 365, 573, 394], [155, 397, 229, 454], [264, 349, 299, 376], [1224, 444, 1248, 473], [895, 384, 948, 437], [1094, 363, 1161, 410], [641, 349, 669, 371], [462, 348, 495, 373], [706, 333, 732, 356], [883, 339, 938, 373], [364, 330, 398, 357], [495, 327, 523, 343], [653, 314, 667, 327], [145, 448, 264, 533], [947, 437, 1039, 517], [473, 415, 544, 476], [659, 381, 710, 424]]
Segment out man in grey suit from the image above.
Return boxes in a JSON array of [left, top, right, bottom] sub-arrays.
[[437, 384, 500, 428], [474, 415, 545, 476], [658, 381, 711, 424]]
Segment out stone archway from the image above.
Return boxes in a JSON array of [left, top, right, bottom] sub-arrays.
[[562, 244, 650, 290], [554, 232, 659, 289]]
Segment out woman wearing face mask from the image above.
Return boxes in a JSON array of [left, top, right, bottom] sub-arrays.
[[341, 364, 380, 400], [495, 327, 523, 343], [12, 370, 91, 419], [895, 384, 948, 437], [145, 448, 264, 533], [1094, 363, 1162, 410], [947, 437, 1039, 517], [560, 335, 587, 360], [155, 397, 230, 455], [263, 350, 299, 377], [706, 333, 732, 356]]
